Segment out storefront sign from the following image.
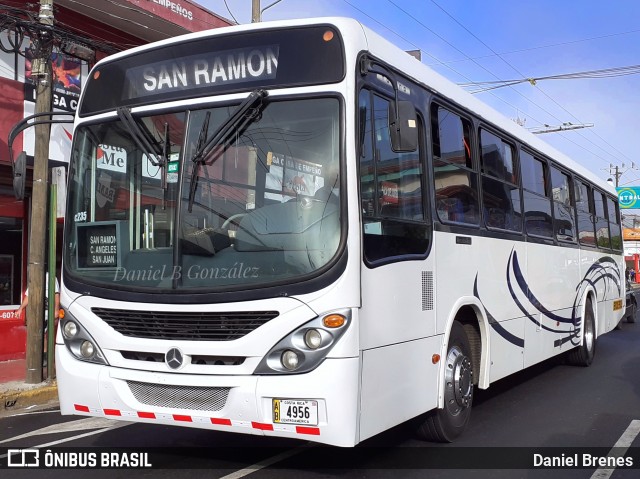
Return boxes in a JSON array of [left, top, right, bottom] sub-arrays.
[[617, 187, 640, 209]]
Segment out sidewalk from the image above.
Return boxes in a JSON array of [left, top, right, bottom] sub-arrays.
[[0, 358, 58, 416]]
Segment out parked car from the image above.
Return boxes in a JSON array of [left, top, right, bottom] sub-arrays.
[[625, 280, 637, 324]]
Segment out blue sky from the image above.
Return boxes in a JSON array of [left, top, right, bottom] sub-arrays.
[[200, 1, 640, 207]]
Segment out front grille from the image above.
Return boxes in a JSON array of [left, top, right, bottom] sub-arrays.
[[93, 308, 278, 340], [120, 350, 245, 366], [127, 380, 230, 411]]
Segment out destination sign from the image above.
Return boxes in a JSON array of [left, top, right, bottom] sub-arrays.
[[124, 46, 279, 99], [76, 222, 122, 270], [79, 26, 345, 116]]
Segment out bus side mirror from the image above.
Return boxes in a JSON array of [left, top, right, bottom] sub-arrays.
[[13, 151, 26, 200], [389, 100, 418, 152]]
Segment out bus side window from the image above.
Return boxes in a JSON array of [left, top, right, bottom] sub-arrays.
[[607, 195, 622, 251], [575, 180, 596, 247], [358, 89, 429, 264], [431, 104, 479, 226], [593, 190, 610, 249], [521, 150, 553, 238], [479, 128, 521, 232], [550, 166, 575, 242]]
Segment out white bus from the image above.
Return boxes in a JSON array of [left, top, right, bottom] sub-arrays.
[[58, 17, 625, 447]]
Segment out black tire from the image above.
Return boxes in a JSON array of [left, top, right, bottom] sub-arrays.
[[627, 300, 636, 323], [567, 298, 596, 366], [416, 321, 473, 442]]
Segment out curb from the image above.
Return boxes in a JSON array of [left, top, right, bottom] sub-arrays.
[[1, 380, 58, 413]]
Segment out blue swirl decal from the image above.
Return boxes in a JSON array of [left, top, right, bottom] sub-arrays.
[[474, 249, 620, 349]]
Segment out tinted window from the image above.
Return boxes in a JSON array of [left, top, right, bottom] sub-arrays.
[[480, 129, 516, 183], [432, 104, 478, 225], [550, 166, 575, 242], [575, 181, 596, 247], [521, 151, 547, 196], [359, 90, 429, 264], [521, 150, 552, 238], [479, 128, 521, 232], [608, 196, 622, 251], [594, 191, 610, 249]]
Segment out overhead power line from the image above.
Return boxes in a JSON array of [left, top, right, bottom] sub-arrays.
[[459, 63, 640, 93]]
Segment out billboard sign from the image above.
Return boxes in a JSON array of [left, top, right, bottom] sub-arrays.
[[617, 187, 640, 209]]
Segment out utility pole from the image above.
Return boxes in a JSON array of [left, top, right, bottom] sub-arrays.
[[25, 0, 54, 384], [252, 0, 261, 22], [611, 165, 621, 187], [608, 162, 637, 187], [252, 0, 283, 23]]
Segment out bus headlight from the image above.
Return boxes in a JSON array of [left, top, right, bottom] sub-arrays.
[[304, 329, 323, 349], [80, 340, 95, 358], [60, 312, 109, 366], [281, 350, 300, 370], [63, 320, 78, 339], [254, 309, 351, 374]]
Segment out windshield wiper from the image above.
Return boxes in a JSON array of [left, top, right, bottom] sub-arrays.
[[187, 89, 268, 212], [117, 107, 167, 168]]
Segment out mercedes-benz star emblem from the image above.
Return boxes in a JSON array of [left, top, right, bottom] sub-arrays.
[[165, 348, 184, 370]]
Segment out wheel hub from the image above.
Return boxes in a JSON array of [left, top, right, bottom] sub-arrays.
[[444, 346, 473, 416]]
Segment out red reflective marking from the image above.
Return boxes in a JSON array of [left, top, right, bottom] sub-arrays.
[[104, 409, 121, 416], [211, 418, 232, 426], [173, 414, 192, 422], [137, 411, 156, 419], [296, 426, 320, 436], [74, 404, 90, 412], [252, 422, 274, 431]]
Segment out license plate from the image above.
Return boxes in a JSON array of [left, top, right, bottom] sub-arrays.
[[272, 399, 318, 426]]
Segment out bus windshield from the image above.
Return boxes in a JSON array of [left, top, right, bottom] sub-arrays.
[[64, 96, 342, 293]]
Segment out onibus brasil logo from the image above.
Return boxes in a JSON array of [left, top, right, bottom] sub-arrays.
[[617, 187, 640, 209]]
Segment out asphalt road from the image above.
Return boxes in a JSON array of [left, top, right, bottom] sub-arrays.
[[2, 314, 640, 479]]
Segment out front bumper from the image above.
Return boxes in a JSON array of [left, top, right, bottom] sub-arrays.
[[56, 345, 360, 447]]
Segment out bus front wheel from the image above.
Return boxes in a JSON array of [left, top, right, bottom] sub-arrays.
[[417, 321, 473, 442]]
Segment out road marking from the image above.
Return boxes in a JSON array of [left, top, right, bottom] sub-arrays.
[[3, 409, 61, 418], [218, 445, 310, 479], [0, 422, 130, 460], [590, 419, 640, 479], [0, 417, 127, 444]]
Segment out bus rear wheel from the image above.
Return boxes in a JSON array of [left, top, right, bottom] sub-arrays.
[[417, 321, 473, 442], [567, 298, 596, 367]]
